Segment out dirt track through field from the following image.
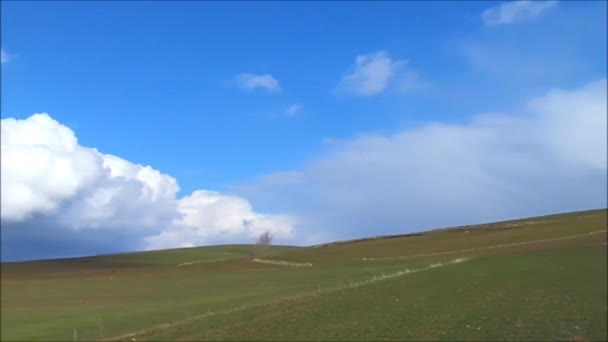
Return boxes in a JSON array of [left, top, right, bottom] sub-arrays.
[[105, 258, 471, 341], [176, 258, 232, 267], [106, 229, 606, 341], [251, 258, 313, 267], [361, 229, 607, 262]]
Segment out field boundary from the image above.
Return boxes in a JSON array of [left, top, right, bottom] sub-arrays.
[[361, 229, 607, 262], [105, 257, 471, 341]]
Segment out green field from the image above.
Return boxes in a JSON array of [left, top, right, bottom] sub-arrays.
[[2, 209, 607, 341]]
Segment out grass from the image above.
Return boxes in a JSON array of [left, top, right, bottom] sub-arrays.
[[1, 209, 606, 341]]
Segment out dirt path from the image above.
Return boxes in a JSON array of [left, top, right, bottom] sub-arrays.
[[106, 229, 606, 341], [250, 258, 313, 267], [105, 257, 471, 341], [176, 258, 233, 267]]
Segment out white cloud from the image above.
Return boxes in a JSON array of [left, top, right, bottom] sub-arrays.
[[239, 79, 607, 242], [285, 103, 302, 117], [144, 190, 295, 250], [338, 50, 402, 96], [482, 1, 558, 27], [1, 114, 106, 221], [1, 49, 12, 64], [337, 50, 426, 96], [1, 114, 295, 258], [235, 73, 281, 92], [1, 114, 181, 231]]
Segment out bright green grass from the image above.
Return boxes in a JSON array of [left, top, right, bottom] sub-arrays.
[[1, 209, 606, 341]]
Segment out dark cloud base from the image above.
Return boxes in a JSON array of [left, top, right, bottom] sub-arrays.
[[1, 219, 145, 262]]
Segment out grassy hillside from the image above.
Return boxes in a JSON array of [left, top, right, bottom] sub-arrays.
[[1, 209, 606, 341]]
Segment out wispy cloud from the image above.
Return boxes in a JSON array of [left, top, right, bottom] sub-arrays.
[[285, 103, 303, 117], [337, 50, 426, 96], [1, 49, 12, 64], [235, 73, 281, 92], [482, 1, 558, 27], [396, 70, 430, 94], [240, 79, 607, 243], [337, 50, 402, 96], [460, 42, 576, 85]]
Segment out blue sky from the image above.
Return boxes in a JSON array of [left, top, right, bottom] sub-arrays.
[[1, 1, 607, 261]]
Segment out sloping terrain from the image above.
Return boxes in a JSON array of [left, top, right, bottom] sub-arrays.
[[1, 209, 606, 341]]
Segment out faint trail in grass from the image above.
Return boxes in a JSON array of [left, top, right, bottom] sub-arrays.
[[105, 257, 472, 341], [234, 267, 280, 273], [362, 229, 607, 262], [174, 258, 473, 341], [251, 258, 313, 267], [175, 258, 232, 267], [345, 257, 470, 288]]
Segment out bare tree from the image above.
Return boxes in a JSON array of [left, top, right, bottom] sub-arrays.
[[251, 231, 273, 259], [258, 231, 272, 246]]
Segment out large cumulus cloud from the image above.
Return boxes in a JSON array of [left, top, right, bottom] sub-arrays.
[[238, 79, 607, 242], [1, 114, 295, 261]]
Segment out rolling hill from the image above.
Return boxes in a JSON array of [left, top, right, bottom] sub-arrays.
[[1, 209, 606, 341]]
